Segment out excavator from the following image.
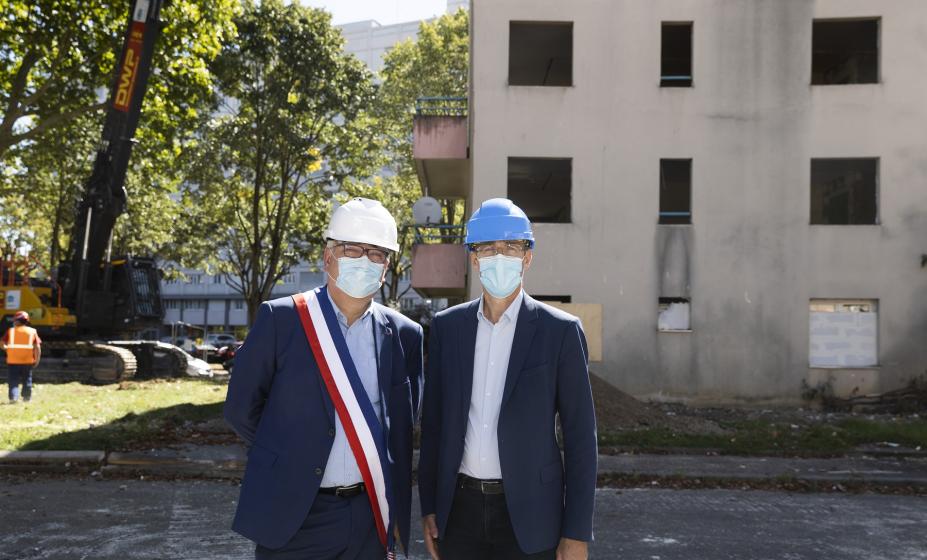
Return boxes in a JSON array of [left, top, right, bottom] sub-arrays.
[[0, 0, 193, 382]]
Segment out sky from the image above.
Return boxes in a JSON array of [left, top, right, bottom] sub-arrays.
[[301, 0, 447, 25]]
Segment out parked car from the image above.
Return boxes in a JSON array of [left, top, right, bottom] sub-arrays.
[[160, 336, 196, 353], [206, 333, 237, 347], [218, 342, 243, 374]]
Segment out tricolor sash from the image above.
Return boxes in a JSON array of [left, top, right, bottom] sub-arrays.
[[293, 287, 395, 556]]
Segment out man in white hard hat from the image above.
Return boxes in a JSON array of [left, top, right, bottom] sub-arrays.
[[225, 198, 424, 559]]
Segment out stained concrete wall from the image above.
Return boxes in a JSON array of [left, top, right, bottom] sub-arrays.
[[469, 0, 927, 403]]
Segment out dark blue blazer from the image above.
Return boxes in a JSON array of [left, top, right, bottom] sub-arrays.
[[418, 294, 597, 554], [224, 294, 424, 551]]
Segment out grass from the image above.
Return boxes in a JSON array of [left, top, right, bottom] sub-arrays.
[[4, 377, 926, 457], [0, 378, 228, 451], [599, 417, 927, 456]]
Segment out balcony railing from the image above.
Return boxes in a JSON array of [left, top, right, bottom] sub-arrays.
[[415, 96, 468, 117], [411, 224, 466, 244]]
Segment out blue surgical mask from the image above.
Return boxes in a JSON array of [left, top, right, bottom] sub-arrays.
[[334, 256, 384, 298], [478, 254, 524, 299]]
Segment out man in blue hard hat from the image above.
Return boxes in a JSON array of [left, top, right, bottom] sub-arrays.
[[418, 198, 597, 560]]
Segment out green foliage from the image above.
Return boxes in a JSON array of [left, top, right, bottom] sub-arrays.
[[0, 0, 238, 266], [364, 9, 469, 305], [0, 0, 238, 157], [376, 9, 469, 177], [177, 0, 379, 322]]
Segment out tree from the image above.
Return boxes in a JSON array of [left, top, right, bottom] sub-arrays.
[[178, 0, 379, 324], [0, 0, 239, 273], [0, 0, 239, 159], [376, 9, 469, 178], [363, 9, 469, 306], [0, 115, 96, 268]]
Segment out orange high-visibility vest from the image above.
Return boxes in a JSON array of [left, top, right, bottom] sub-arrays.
[[5, 326, 38, 365]]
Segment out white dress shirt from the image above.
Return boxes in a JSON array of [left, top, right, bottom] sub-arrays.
[[459, 290, 524, 479], [320, 291, 382, 487]]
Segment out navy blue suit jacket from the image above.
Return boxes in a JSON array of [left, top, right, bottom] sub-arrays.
[[224, 293, 424, 551], [418, 294, 597, 554]]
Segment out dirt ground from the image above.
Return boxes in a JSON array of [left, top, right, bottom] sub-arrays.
[[590, 374, 925, 453]]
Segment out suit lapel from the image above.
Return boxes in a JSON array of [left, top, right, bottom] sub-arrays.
[[371, 304, 393, 411], [501, 295, 539, 410], [458, 299, 480, 428]]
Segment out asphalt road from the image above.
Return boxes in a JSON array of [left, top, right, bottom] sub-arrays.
[[1, 478, 925, 560]]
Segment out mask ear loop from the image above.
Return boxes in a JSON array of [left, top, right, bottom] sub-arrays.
[[324, 246, 340, 286]]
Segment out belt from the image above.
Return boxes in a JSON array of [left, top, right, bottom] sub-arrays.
[[318, 482, 366, 498], [458, 473, 504, 495]]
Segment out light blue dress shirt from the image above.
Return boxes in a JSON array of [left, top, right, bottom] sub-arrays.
[[459, 290, 524, 479], [320, 290, 383, 487]]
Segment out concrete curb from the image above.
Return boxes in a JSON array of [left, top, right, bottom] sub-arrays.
[[103, 452, 244, 479], [2, 449, 926, 487], [597, 453, 927, 487], [0, 450, 105, 463]]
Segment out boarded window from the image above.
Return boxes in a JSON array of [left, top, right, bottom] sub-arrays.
[[661, 22, 693, 87], [658, 297, 690, 331], [810, 158, 877, 225], [507, 157, 571, 223], [659, 159, 692, 224], [809, 300, 878, 367], [509, 22, 573, 86], [812, 19, 879, 85]]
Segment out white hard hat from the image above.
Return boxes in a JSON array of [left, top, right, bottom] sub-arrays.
[[324, 197, 399, 252]]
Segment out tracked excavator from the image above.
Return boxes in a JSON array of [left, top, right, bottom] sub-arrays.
[[0, 0, 193, 382]]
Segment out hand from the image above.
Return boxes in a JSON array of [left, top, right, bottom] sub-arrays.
[[422, 514, 440, 560], [556, 537, 588, 560]]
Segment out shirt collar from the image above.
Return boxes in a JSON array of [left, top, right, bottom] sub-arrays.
[[325, 287, 373, 328], [477, 289, 524, 325]]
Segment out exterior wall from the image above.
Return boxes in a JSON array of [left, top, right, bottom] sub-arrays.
[[470, 0, 927, 403], [160, 266, 324, 332], [339, 0, 469, 73], [339, 20, 422, 73]]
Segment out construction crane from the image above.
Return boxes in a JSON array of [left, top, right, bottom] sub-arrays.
[[1, 0, 192, 381]]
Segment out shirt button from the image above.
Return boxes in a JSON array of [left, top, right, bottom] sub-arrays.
[[315, 468, 323, 476], [329, 429, 335, 437]]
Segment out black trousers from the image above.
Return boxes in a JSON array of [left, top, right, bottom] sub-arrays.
[[255, 492, 384, 560], [439, 481, 557, 560]]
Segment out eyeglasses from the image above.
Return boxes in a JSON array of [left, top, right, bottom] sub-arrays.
[[470, 241, 529, 258], [332, 243, 390, 264]]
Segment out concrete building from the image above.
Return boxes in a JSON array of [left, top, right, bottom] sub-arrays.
[[161, 0, 467, 335], [413, 0, 927, 403], [339, 0, 468, 73]]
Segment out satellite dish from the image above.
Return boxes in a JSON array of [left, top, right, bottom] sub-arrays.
[[412, 196, 442, 225]]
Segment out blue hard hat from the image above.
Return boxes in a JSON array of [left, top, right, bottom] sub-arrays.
[[465, 198, 535, 248]]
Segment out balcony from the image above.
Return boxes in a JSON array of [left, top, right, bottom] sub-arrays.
[[413, 97, 470, 199], [410, 225, 468, 299]]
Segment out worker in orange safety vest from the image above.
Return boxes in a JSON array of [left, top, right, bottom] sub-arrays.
[[2, 311, 41, 403]]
